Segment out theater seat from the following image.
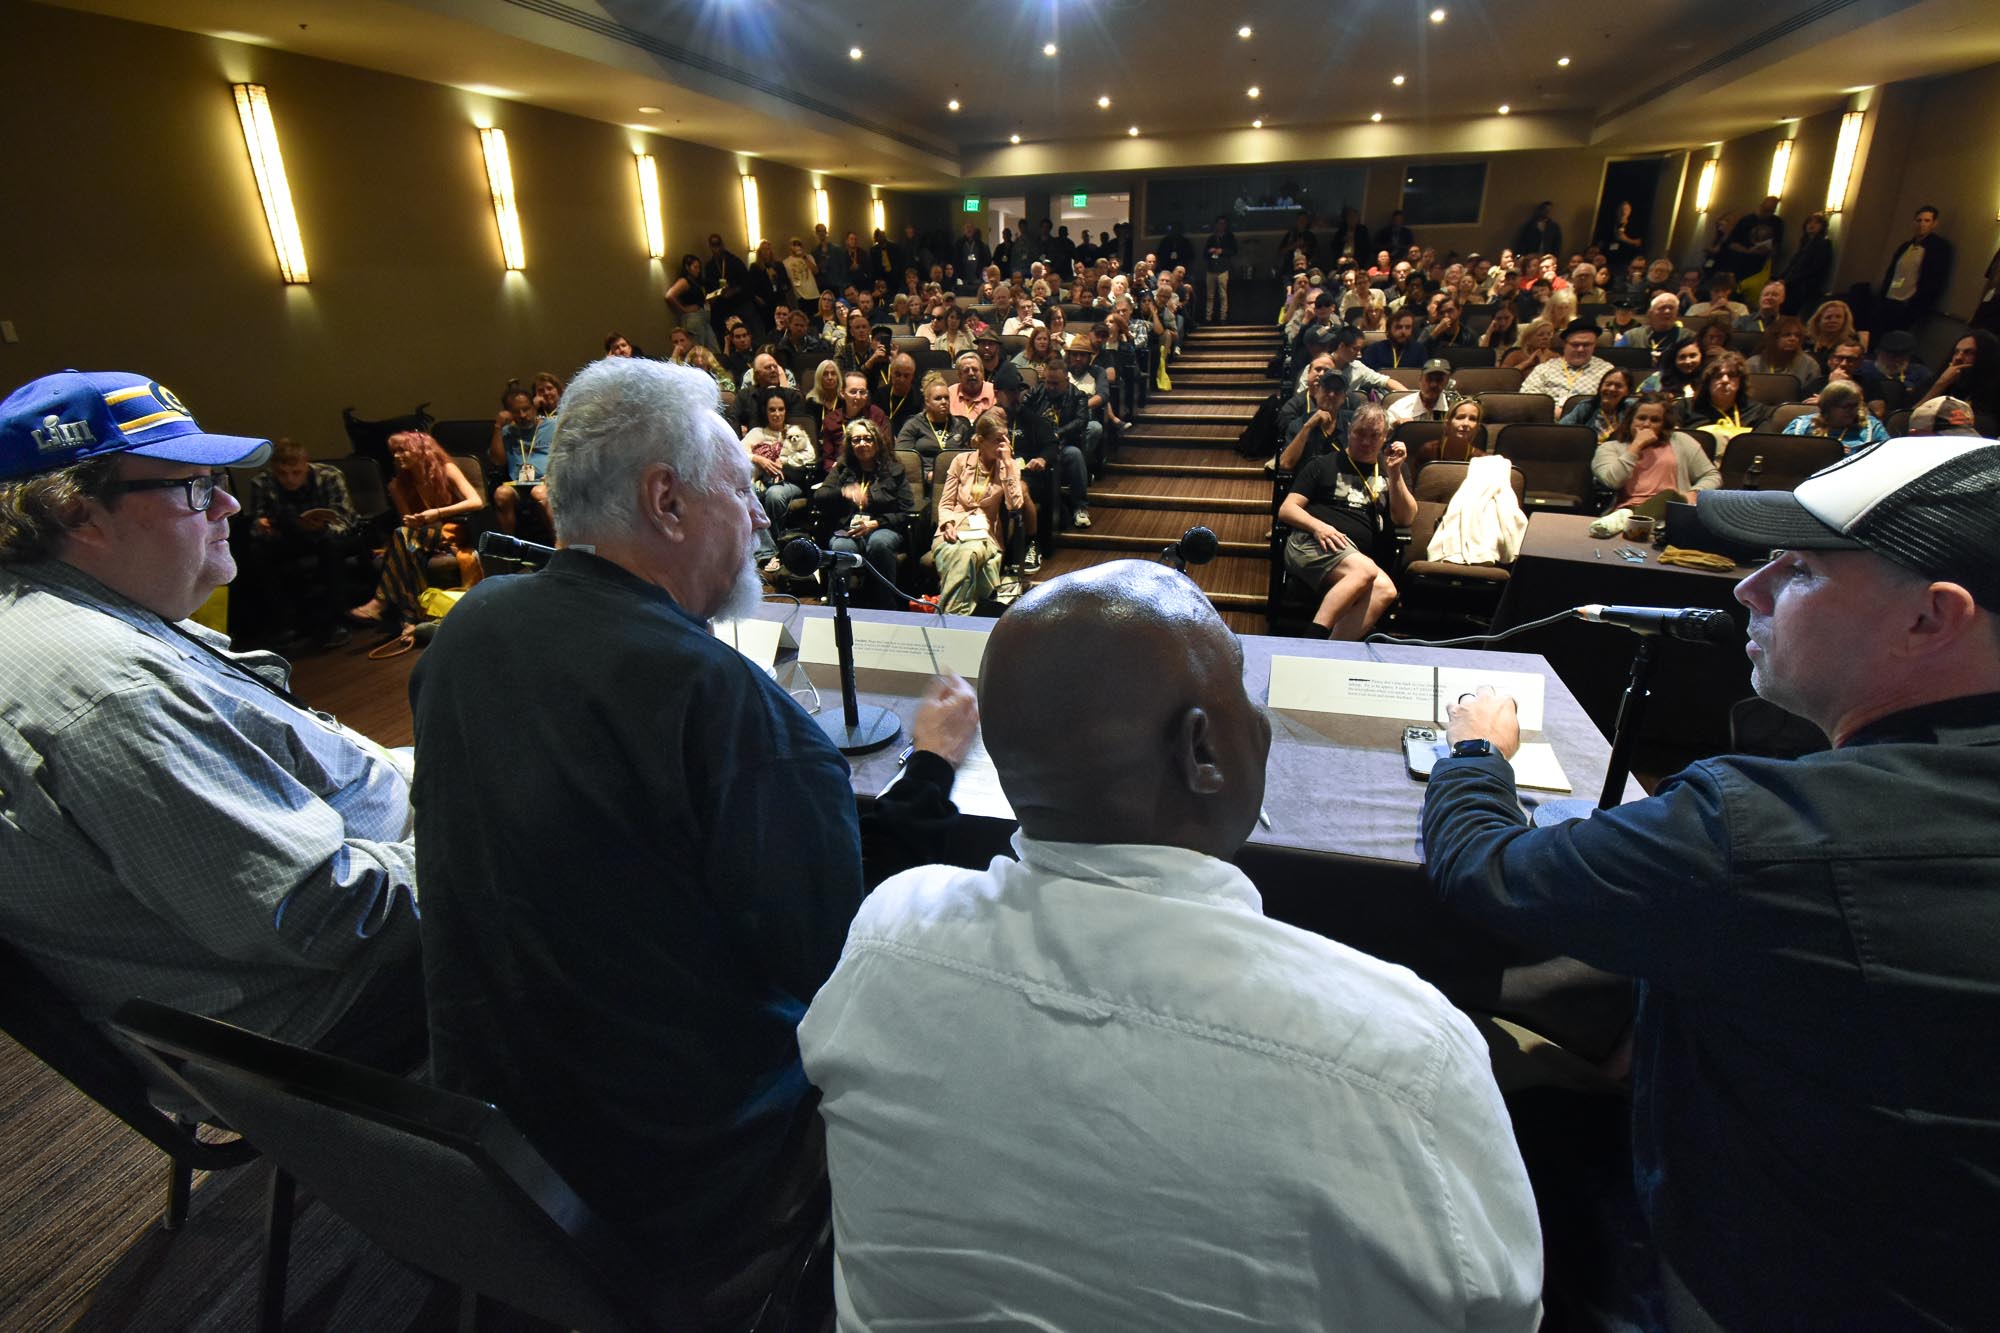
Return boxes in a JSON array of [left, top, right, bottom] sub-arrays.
[[1493, 424, 1597, 513], [1716, 433, 1845, 491], [1396, 460, 1527, 628]]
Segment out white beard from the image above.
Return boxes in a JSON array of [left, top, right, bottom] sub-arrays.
[[713, 551, 767, 624]]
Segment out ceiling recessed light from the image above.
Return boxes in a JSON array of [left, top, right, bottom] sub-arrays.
[[848, 46, 863, 60], [1370, 111, 1383, 122], [1556, 55, 1571, 67], [637, 104, 662, 114], [1010, 133, 1022, 144], [1246, 85, 1260, 98], [1043, 42, 1058, 56], [1392, 73, 1406, 87], [1127, 125, 1139, 136], [947, 99, 960, 111], [1430, 7, 1447, 21], [1497, 104, 1511, 115], [1251, 118, 1263, 129], [1237, 24, 1253, 38], [1097, 94, 1111, 108]]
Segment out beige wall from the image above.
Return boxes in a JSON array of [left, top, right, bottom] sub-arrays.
[[1360, 150, 1609, 262], [0, 1, 876, 451], [1663, 63, 2000, 321]]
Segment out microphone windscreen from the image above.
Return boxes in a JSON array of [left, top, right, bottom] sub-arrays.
[[779, 537, 824, 578], [1180, 525, 1219, 566]]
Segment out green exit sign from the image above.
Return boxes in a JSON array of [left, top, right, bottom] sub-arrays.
[[1071, 193, 1089, 208], [962, 196, 981, 212]]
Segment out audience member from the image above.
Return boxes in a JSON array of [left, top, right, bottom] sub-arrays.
[[801, 560, 1542, 1329], [741, 389, 816, 570], [1023, 354, 1102, 510], [931, 410, 1030, 613], [349, 431, 483, 628], [664, 254, 716, 352], [1916, 329, 2000, 435], [1775, 213, 1833, 314], [1202, 215, 1237, 322], [1869, 330, 1933, 416], [1746, 317, 1817, 384], [1362, 308, 1429, 370], [1423, 441, 2000, 1329], [1502, 319, 1557, 373], [1433, 397, 1489, 461], [1618, 292, 1684, 362], [1522, 318, 1614, 417], [1511, 201, 1563, 260], [0, 371, 422, 1068], [1804, 299, 1862, 370], [1590, 392, 1718, 510], [1558, 365, 1637, 441], [488, 381, 554, 537], [815, 418, 915, 603], [1907, 395, 1978, 436], [1278, 405, 1413, 639], [948, 350, 997, 421], [1735, 279, 1788, 336], [1684, 273, 1748, 321], [1682, 350, 1771, 444], [1385, 359, 1462, 425], [412, 356, 974, 1323], [240, 436, 359, 648], [872, 352, 922, 437], [702, 231, 756, 333], [1639, 334, 1705, 399], [1277, 365, 1348, 472], [1876, 204, 1953, 334], [1783, 379, 1887, 454], [818, 371, 889, 471]]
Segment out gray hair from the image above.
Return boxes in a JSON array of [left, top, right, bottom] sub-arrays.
[[1350, 404, 1390, 439], [547, 357, 729, 544]]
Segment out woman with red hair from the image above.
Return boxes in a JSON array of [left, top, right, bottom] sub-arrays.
[[349, 430, 484, 626]]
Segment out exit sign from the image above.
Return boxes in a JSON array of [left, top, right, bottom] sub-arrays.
[[962, 196, 981, 212], [1071, 193, 1089, 208]]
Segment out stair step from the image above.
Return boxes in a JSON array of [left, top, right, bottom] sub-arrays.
[[1087, 491, 1268, 515], [1139, 407, 1259, 426], [1033, 547, 1270, 613], [1121, 423, 1249, 444], [1145, 389, 1268, 403], [1104, 459, 1266, 480], [1059, 504, 1271, 549]]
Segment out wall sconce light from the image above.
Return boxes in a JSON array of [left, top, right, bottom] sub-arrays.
[[741, 173, 761, 251], [813, 187, 831, 231], [1694, 158, 1718, 214], [870, 197, 887, 234], [635, 154, 665, 259], [1826, 111, 1864, 213], [231, 84, 309, 283], [479, 128, 526, 270], [1767, 138, 1795, 200]]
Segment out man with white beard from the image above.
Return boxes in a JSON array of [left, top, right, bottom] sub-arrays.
[[410, 356, 976, 1323]]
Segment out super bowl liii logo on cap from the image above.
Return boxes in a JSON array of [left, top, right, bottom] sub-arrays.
[[33, 414, 95, 455]]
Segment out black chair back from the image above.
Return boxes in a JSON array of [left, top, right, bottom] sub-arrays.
[[111, 1000, 695, 1333], [1745, 372, 1803, 407], [1716, 433, 1845, 491], [1494, 424, 1598, 512], [1451, 367, 1525, 396], [1440, 344, 1496, 369], [1597, 345, 1654, 371], [1477, 391, 1558, 424], [332, 454, 390, 521]]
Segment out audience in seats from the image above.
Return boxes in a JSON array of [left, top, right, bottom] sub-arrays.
[[1278, 365, 1349, 473], [801, 561, 1542, 1330], [1435, 397, 1489, 461], [1869, 330, 1933, 416], [818, 371, 889, 472], [488, 381, 554, 538], [1917, 331, 2000, 435], [814, 418, 914, 605], [1682, 351, 1771, 444], [730, 352, 805, 436], [1639, 334, 1704, 399], [1803, 299, 1863, 372], [1747, 317, 1818, 383], [742, 389, 817, 570], [896, 370, 970, 481], [1521, 318, 1614, 418], [410, 356, 972, 1324], [1022, 355, 1102, 521], [1385, 359, 1463, 425], [348, 431, 483, 629], [1618, 292, 1684, 362], [1783, 379, 1888, 454], [947, 349, 997, 421], [872, 352, 921, 438], [240, 435, 360, 649], [1279, 405, 1413, 640], [1591, 393, 1720, 511], [1558, 364, 1637, 441], [1363, 307, 1430, 371], [1503, 319, 1557, 373], [932, 411, 1032, 615], [1805, 339, 1880, 405], [1734, 279, 1787, 336], [0, 371, 423, 1074]]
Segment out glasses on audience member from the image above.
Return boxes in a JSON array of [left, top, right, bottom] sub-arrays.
[[107, 472, 220, 512]]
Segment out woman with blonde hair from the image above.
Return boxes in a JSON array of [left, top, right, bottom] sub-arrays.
[[1805, 299, 1862, 371], [349, 430, 484, 626], [1783, 379, 1888, 454], [1502, 319, 1558, 372], [684, 343, 734, 393], [933, 409, 1031, 613]]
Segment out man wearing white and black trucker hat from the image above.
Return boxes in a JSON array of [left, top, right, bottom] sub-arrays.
[[1420, 438, 2000, 1329], [0, 371, 424, 1075]]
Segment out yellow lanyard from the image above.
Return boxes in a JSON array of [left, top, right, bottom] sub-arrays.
[[928, 417, 952, 451]]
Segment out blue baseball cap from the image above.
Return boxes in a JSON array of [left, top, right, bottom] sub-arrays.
[[0, 371, 271, 482]]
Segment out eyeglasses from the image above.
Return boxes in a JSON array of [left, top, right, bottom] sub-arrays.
[[107, 472, 220, 512]]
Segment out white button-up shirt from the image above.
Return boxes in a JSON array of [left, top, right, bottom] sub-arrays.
[[799, 836, 1543, 1331]]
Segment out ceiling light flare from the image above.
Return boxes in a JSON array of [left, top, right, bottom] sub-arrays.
[[1430, 7, 1447, 21], [1247, 86, 1260, 99], [1043, 42, 1058, 56], [1392, 74, 1406, 87], [478, 127, 525, 271], [1238, 25, 1253, 38], [1097, 94, 1111, 108], [1556, 56, 1571, 67], [634, 153, 664, 259], [848, 46, 863, 60], [1251, 118, 1263, 129], [1497, 104, 1511, 115], [947, 99, 961, 111], [1010, 133, 1022, 144], [638, 104, 662, 114], [1128, 126, 1139, 136], [231, 83, 309, 284], [1370, 111, 1383, 123]]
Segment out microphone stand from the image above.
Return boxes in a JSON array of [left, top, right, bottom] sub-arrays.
[[815, 547, 902, 755], [1597, 632, 1660, 809]]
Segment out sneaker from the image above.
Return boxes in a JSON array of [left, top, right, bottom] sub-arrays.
[[1071, 509, 1092, 530], [1022, 542, 1042, 572]]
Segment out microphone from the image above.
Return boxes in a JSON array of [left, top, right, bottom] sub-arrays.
[[1576, 604, 1738, 644], [475, 531, 557, 568], [1160, 524, 1219, 572], [780, 536, 865, 578]]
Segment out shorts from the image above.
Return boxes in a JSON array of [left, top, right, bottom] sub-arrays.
[[1284, 530, 1361, 587]]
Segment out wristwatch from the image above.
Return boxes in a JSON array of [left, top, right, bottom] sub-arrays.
[[1450, 738, 1495, 759]]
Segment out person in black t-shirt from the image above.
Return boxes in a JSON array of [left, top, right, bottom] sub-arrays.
[[1276, 405, 1415, 639]]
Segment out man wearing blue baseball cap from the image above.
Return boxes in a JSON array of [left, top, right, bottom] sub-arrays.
[[0, 370, 424, 1072], [1421, 439, 2000, 1328]]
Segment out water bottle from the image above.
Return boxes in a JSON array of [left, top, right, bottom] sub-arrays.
[[1746, 454, 1764, 491]]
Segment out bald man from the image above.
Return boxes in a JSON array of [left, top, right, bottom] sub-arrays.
[[800, 561, 1542, 1331]]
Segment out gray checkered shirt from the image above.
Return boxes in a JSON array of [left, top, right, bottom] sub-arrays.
[[0, 560, 419, 1045]]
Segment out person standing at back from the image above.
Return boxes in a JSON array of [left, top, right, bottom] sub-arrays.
[[1203, 214, 1238, 323], [803, 561, 1542, 1331]]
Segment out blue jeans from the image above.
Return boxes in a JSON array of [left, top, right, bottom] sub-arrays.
[[1056, 445, 1089, 517], [831, 526, 905, 600], [758, 483, 804, 557]]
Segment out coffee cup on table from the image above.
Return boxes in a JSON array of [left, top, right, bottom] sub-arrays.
[[1625, 515, 1656, 542]]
